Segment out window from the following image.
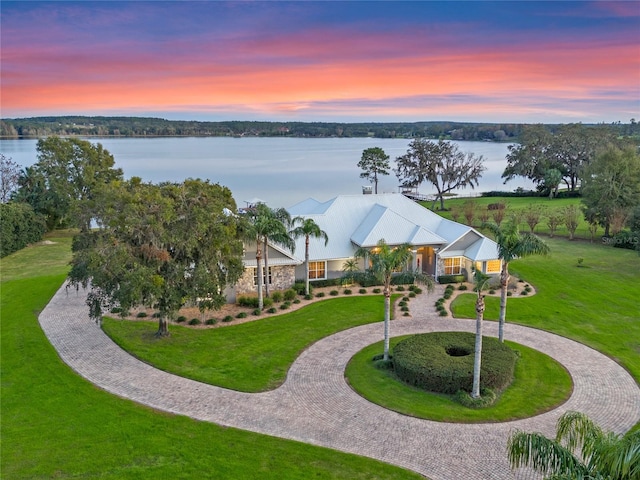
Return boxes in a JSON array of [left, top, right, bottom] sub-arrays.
[[253, 267, 272, 286], [308, 261, 326, 280], [443, 257, 461, 275], [486, 259, 501, 274]]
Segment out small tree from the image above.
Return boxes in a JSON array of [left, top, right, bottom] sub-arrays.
[[358, 147, 390, 194], [491, 201, 507, 226], [563, 204, 580, 240], [546, 209, 564, 238], [0, 154, 21, 203], [524, 204, 544, 233], [463, 199, 476, 226], [450, 204, 462, 223]]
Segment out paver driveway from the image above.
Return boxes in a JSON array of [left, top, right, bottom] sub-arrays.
[[39, 283, 640, 479]]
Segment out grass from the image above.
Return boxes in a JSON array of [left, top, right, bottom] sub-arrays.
[[0, 235, 422, 479], [450, 237, 640, 383], [345, 337, 572, 423], [421, 196, 596, 240], [104, 295, 398, 392]]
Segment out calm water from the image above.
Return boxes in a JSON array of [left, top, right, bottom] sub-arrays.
[[0, 137, 533, 208]]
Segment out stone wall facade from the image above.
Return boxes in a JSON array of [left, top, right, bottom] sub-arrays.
[[234, 265, 296, 298]]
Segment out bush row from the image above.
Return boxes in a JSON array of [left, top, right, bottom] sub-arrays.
[[392, 332, 518, 394], [437, 274, 466, 284]]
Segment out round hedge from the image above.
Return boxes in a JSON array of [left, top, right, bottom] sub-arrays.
[[393, 332, 518, 394]]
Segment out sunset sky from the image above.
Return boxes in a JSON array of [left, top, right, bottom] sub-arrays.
[[2, 1, 639, 123]]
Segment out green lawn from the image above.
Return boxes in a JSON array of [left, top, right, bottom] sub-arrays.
[[346, 337, 572, 423], [0, 236, 422, 479], [450, 238, 640, 383], [104, 295, 397, 392], [421, 196, 595, 239]]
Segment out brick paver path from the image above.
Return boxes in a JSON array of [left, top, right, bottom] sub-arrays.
[[39, 283, 640, 479]]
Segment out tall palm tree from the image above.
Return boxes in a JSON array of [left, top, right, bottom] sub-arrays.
[[355, 239, 433, 361], [471, 268, 490, 399], [290, 217, 328, 296], [243, 204, 294, 309], [261, 206, 294, 298], [482, 220, 550, 342], [508, 410, 640, 480]]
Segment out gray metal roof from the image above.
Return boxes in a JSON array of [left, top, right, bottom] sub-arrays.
[[287, 193, 499, 262]]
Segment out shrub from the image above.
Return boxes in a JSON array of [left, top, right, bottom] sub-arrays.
[[393, 332, 517, 394], [237, 296, 259, 308], [443, 292, 452, 300], [280, 302, 291, 310], [292, 299, 301, 304], [458, 285, 468, 291], [439, 309, 448, 316], [438, 274, 465, 284], [489, 289, 496, 295], [176, 315, 187, 323], [136, 312, 148, 318], [391, 272, 417, 285], [524, 286, 532, 292], [304, 294, 313, 300], [408, 292, 416, 298], [372, 288, 381, 294], [205, 318, 217, 325], [507, 291, 513, 297], [308, 278, 342, 288], [330, 290, 339, 296], [520, 291, 528, 296], [236, 312, 247, 319], [0, 203, 46, 258], [262, 297, 274, 309], [222, 315, 234, 323], [402, 296, 410, 301], [401, 306, 409, 312], [398, 300, 407, 307], [110, 307, 122, 314], [271, 291, 283, 303], [359, 288, 367, 294], [445, 284, 455, 292], [292, 282, 310, 295], [408, 285, 418, 292], [283, 289, 297, 301], [395, 285, 405, 292], [252, 308, 261, 316], [403, 312, 411, 316], [267, 307, 277, 314], [188, 318, 201, 325], [343, 289, 352, 295], [152, 312, 161, 318], [315, 292, 325, 298]]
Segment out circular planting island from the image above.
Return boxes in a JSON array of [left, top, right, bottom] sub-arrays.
[[393, 332, 517, 395]]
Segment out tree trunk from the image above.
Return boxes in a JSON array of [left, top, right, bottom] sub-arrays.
[[383, 283, 391, 361], [374, 176, 378, 194], [304, 236, 310, 296], [499, 262, 509, 343], [263, 238, 270, 298], [439, 194, 446, 211], [155, 316, 170, 337], [256, 239, 264, 310], [472, 295, 485, 398]]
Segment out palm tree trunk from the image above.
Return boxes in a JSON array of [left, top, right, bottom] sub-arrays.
[[304, 235, 310, 296], [499, 262, 509, 342], [472, 295, 485, 398], [383, 284, 391, 361], [256, 238, 264, 310], [263, 238, 270, 298]]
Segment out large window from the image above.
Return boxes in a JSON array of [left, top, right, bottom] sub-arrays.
[[308, 261, 326, 280], [253, 267, 272, 286], [443, 257, 462, 275]]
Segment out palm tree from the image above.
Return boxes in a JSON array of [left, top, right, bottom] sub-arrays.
[[508, 410, 640, 480], [471, 268, 490, 399], [482, 220, 549, 342], [243, 204, 294, 309], [290, 217, 328, 296], [261, 206, 294, 298], [355, 239, 433, 361]]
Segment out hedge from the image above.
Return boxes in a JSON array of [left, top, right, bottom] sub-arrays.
[[0, 202, 46, 257], [392, 332, 518, 394], [437, 274, 466, 284]]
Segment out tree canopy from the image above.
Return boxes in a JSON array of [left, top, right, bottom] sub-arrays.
[[13, 136, 123, 230], [394, 139, 486, 210], [358, 147, 390, 194], [68, 178, 245, 336]]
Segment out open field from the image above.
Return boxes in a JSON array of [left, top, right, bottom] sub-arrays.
[[0, 235, 421, 480], [421, 196, 597, 240]]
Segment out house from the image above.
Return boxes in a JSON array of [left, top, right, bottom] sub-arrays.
[[230, 193, 501, 300], [286, 193, 502, 283]]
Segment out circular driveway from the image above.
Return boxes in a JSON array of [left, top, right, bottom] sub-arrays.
[[39, 283, 640, 479]]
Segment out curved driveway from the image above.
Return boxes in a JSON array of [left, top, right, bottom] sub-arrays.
[[39, 283, 640, 479]]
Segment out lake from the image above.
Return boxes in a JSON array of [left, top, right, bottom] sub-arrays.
[[0, 137, 533, 208]]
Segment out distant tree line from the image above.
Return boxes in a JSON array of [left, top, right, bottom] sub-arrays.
[[3, 116, 638, 141]]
